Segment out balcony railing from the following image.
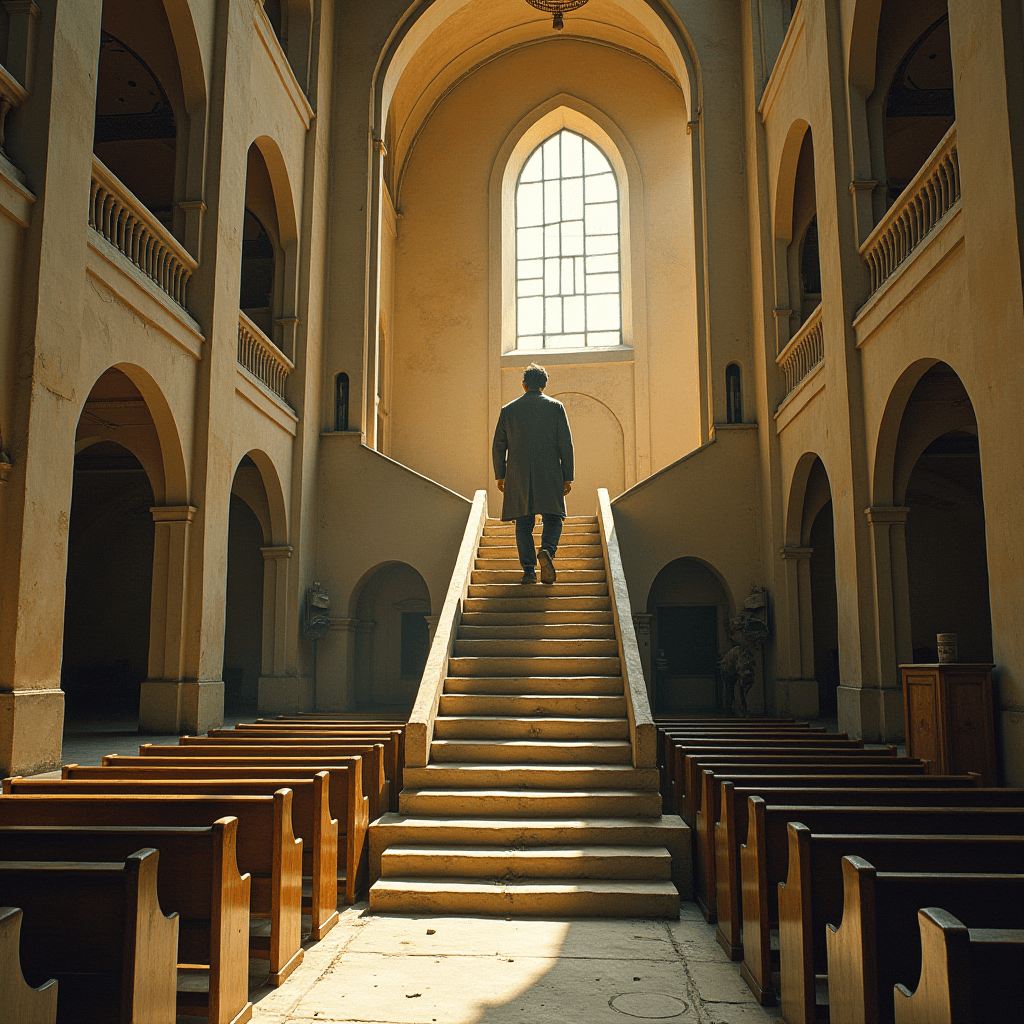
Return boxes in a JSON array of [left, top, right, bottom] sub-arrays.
[[777, 302, 823, 400], [89, 158, 196, 309], [0, 63, 28, 157], [238, 311, 293, 400], [860, 124, 959, 295]]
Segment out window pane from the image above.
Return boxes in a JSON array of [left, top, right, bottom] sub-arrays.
[[517, 278, 543, 297], [517, 182, 543, 226], [520, 150, 543, 183], [544, 179, 560, 223], [564, 295, 585, 333], [585, 172, 617, 204], [561, 220, 584, 256], [575, 256, 586, 289], [587, 330, 621, 347], [517, 258, 543, 280], [562, 177, 583, 221], [518, 226, 543, 259], [544, 257, 559, 294], [561, 257, 575, 295], [518, 296, 543, 334], [518, 335, 543, 350], [561, 131, 583, 177], [585, 201, 617, 235], [586, 233, 618, 255], [586, 254, 618, 274], [547, 333, 585, 349], [586, 272, 619, 294], [543, 136, 560, 179], [587, 294, 620, 331], [545, 296, 562, 334], [583, 138, 611, 175], [545, 222, 561, 258]]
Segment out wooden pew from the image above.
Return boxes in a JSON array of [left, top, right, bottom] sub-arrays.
[[777, 824, 1024, 1024], [0, 820, 251, 1024], [893, 907, 1024, 1024], [63, 761, 369, 905], [670, 739, 885, 823], [696, 770, 978, 923], [0, 849, 178, 1024], [6, 773, 337, 943], [0, 907, 58, 1024], [827, 857, 1024, 1024], [202, 728, 405, 806], [129, 743, 389, 820], [738, 801, 1024, 1005], [0, 792, 304, 986]]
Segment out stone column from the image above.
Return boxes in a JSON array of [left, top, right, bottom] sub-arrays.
[[140, 505, 224, 734], [865, 507, 911, 741], [258, 545, 308, 713], [311, 616, 358, 712], [777, 546, 817, 716], [632, 613, 653, 696]]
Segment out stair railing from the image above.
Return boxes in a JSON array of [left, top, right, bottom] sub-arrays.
[[407, 488, 489, 767], [596, 488, 657, 768]]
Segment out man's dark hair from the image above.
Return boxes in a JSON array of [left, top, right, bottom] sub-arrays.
[[523, 363, 548, 390]]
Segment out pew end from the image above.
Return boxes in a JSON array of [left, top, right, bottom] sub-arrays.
[[0, 907, 58, 1024]]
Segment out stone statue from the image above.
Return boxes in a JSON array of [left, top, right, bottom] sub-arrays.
[[720, 585, 770, 716]]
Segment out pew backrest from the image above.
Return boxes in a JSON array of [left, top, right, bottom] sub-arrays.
[[0, 906, 58, 1024]]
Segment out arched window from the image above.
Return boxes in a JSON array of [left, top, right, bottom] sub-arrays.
[[726, 365, 742, 424], [335, 373, 349, 432], [239, 208, 275, 335], [515, 130, 621, 350]]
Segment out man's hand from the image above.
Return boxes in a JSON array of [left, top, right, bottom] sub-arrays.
[[497, 479, 505, 492], [564, 481, 572, 496]]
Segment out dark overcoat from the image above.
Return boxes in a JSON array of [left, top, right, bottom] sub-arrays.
[[491, 390, 575, 521]]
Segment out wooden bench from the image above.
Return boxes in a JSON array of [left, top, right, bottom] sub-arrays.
[[696, 770, 977, 923], [64, 761, 369, 904], [130, 743, 389, 820], [777, 824, 1024, 1024], [0, 849, 178, 1024], [0, 820, 251, 1024], [0, 792, 304, 986], [203, 728, 405, 807], [0, 907, 58, 1024], [670, 739, 884, 823], [7, 773, 337, 942], [893, 907, 1024, 1024], [738, 802, 1024, 1005], [827, 858, 1024, 1024]]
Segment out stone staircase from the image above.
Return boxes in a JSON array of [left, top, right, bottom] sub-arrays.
[[368, 514, 687, 917]]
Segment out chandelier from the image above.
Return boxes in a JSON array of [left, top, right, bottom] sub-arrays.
[[524, 0, 590, 31]]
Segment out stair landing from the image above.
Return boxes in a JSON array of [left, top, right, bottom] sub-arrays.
[[368, 515, 688, 918]]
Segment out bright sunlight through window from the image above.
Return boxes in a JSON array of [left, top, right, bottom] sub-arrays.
[[515, 130, 622, 350]]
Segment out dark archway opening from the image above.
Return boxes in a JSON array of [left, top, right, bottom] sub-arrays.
[[62, 441, 155, 718], [809, 499, 839, 716]]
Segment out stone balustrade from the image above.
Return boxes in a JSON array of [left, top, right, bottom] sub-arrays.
[[777, 302, 823, 400], [89, 158, 196, 308], [238, 310, 293, 400], [0, 63, 28, 155], [860, 124, 959, 295]]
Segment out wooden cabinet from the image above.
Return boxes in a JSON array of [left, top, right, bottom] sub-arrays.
[[901, 663, 997, 784]]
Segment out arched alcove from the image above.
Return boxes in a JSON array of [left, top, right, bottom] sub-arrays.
[[646, 558, 732, 713]]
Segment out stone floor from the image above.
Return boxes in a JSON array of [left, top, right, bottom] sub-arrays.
[[244, 904, 779, 1024]]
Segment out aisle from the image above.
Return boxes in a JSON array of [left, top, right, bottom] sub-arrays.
[[248, 903, 778, 1024]]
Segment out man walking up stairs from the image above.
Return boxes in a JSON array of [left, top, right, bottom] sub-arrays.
[[368, 513, 687, 917]]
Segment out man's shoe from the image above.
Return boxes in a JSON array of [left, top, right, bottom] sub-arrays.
[[538, 548, 557, 585], [520, 571, 538, 584]]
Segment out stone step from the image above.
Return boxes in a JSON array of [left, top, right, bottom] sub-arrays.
[[485, 516, 597, 525], [452, 638, 619, 658], [483, 525, 600, 538], [460, 610, 613, 626], [443, 676, 625, 696], [431, 716, 630, 741], [379, 845, 673, 881], [468, 581, 609, 598], [438, 693, 626, 718], [368, 877, 680, 918], [475, 557, 606, 571], [471, 569, 607, 585], [462, 596, 611, 613], [430, 738, 633, 764], [477, 542, 604, 557], [457, 624, 615, 641], [402, 763, 660, 790], [368, 813, 690, 888], [398, 788, 661, 818], [447, 656, 621, 677]]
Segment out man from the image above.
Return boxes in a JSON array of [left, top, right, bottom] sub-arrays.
[[492, 363, 574, 584]]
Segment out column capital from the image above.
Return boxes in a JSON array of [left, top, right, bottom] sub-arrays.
[[849, 179, 879, 194], [260, 544, 293, 560], [864, 506, 910, 525], [632, 613, 652, 633], [328, 617, 359, 634], [150, 505, 197, 524], [780, 545, 813, 561]]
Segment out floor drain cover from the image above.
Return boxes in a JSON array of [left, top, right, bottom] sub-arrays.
[[609, 992, 690, 1018]]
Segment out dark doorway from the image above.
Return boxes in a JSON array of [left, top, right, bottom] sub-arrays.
[[223, 492, 264, 715], [809, 499, 840, 715]]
